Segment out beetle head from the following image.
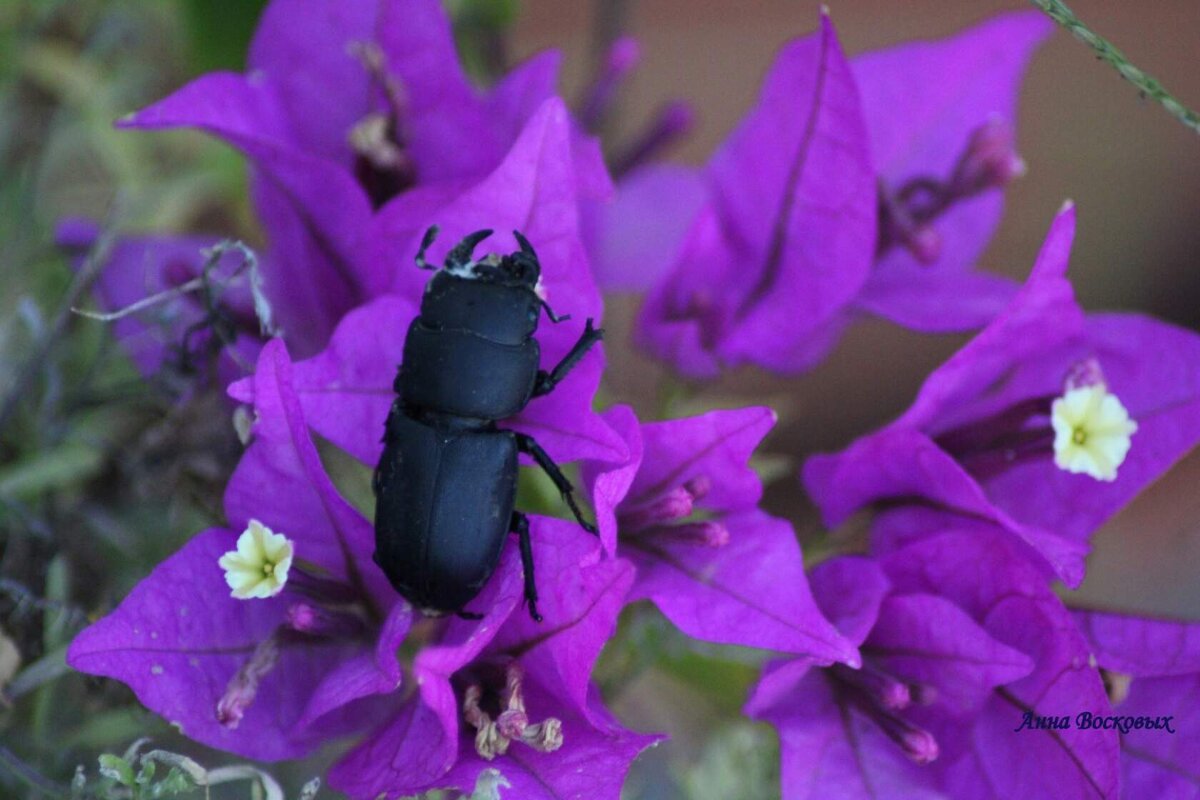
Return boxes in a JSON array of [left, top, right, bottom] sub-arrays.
[[417, 226, 541, 289]]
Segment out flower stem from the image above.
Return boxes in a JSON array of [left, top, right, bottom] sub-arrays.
[[1029, 0, 1200, 135]]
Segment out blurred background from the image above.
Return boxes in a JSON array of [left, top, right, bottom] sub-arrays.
[[2, 0, 1198, 797]]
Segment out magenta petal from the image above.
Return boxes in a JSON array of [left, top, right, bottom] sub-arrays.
[[854, 11, 1050, 180], [296, 598, 412, 730], [329, 695, 453, 799], [374, 98, 603, 337], [67, 529, 357, 761], [638, 14, 875, 375], [635, 204, 728, 377], [376, 0, 559, 183], [808, 555, 890, 647], [245, 0, 376, 164], [284, 294, 416, 465], [804, 428, 1089, 587], [489, 518, 633, 714], [804, 206, 1095, 587], [630, 510, 858, 665], [901, 204, 1081, 429], [122, 73, 373, 354], [509, 352, 628, 466], [440, 683, 660, 800], [880, 531, 1119, 795], [120, 71, 291, 141], [1073, 610, 1200, 678], [938, 595, 1119, 799], [879, 529, 1047, 622], [332, 547, 524, 799], [708, 14, 875, 370], [225, 339, 390, 603], [854, 267, 1020, 332], [744, 658, 814, 720], [629, 406, 775, 513], [1112, 673, 1200, 797], [583, 163, 706, 292], [747, 666, 941, 800], [868, 594, 1034, 716], [856, 12, 1051, 292], [982, 312, 1200, 544], [583, 405, 644, 558]]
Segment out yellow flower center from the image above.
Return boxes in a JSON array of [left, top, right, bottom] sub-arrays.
[[218, 520, 295, 599], [1050, 384, 1137, 482]]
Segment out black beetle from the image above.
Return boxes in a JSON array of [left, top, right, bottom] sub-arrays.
[[372, 226, 603, 621]]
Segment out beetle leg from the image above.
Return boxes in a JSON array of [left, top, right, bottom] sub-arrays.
[[511, 511, 542, 622], [514, 433, 599, 536], [532, 318, 604, 397], [540, 299, 572, 324]]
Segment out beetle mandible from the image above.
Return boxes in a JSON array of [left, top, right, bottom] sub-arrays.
[[372, 226, 603, 621]]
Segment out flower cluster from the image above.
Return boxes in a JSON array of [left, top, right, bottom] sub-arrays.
[[65, 2, 1200, 799]]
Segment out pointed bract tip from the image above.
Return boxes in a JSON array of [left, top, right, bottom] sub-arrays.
[[841, 647, 863, 670], [1059, 198, 1075, 213]]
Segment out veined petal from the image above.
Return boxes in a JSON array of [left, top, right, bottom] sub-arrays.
[[856, 12, 1051, 314], [67, 530, 361, 760], [638, 13, 875, 375]]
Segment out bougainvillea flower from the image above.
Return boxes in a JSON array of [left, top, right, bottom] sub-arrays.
[[748, 526, 1119, 799], [69, 340, 653, 796], [625, 12, 1048, 374], [112, 0, 605, 358], [233, 99, 626, 468], [853, 11, 1051, 330], [332, 517, 658, 799], [804, 204, 1200, 587], [581, 404, 857, 665], [1074, 609, 1200, 797], [884, 528, 1119, 798], [56, 220, 264, 389], [636, 12, 875, 375], [68, 340, 409, 759]]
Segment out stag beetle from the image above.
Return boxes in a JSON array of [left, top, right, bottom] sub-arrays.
[[372, 226, 603, 621]]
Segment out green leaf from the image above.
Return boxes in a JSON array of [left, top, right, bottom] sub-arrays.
[[0, 443, 104, 498], [5, 644, 68, 701], [97, 754, 135, 787], [147, 768, 193, 798]]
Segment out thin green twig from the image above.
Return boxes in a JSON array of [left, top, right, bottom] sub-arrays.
[[1030, 0, 1200, 135]]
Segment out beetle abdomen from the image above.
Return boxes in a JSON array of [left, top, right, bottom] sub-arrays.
[[398, 323, 540, 419], [373, 410, 518, 613]]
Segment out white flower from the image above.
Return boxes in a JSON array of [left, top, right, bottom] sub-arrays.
[[1051, 385, 1137, 481], [218, 520, 294, 599]]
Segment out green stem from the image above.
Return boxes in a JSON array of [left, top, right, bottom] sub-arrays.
[[0, 745, 67, 797], [1030, 0, 1200, 135]]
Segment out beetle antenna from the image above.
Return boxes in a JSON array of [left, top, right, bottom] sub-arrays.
[[540, 300, 571, 324], [513, 229, 538, 262], [415, 225, 440, 270], [446, 229, 493, 271]]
